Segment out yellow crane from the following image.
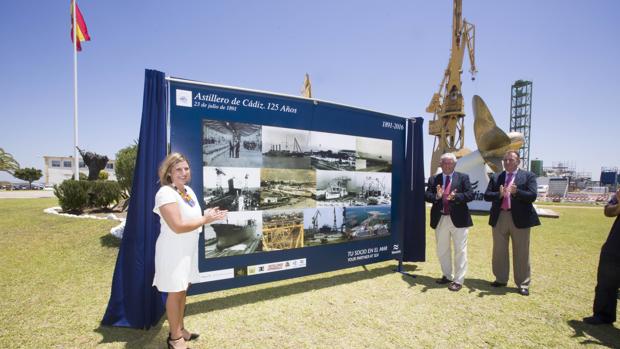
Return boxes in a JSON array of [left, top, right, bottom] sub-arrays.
[[427, 0, 477, 173]]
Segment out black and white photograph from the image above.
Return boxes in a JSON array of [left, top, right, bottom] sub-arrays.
[[349, 171, 392, 206], [261, 126, 311, 169], [261, 209, 304, 251], [315, 170, 392, 206], [204, 211, 263, 259], [303, 207, 346, 246], [202, 119, 262, 167], [315, 170, 353, 206], [355, 136, 392, 172], [308, 131, 357, 171], [343, 205, 391, 241], [203, 166, 260, 211], [259, 168, 317, 210]]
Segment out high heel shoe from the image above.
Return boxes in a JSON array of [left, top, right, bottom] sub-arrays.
[[182, 328, 199, 341], [167, 334, 189, 349]]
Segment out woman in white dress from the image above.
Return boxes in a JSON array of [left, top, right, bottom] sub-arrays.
[[153, 153, 227, 349]]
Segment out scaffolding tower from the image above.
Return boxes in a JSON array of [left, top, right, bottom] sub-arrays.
[[510, 80, 533, 170]]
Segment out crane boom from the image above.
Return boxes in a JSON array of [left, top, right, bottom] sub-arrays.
[[427, 0, 477, 173]]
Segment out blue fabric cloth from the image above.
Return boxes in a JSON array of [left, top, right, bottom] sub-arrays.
[[101, 69, 167, 329], [402, 117, 426, 262]]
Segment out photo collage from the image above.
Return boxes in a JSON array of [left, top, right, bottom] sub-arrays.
[[201, 119, 393, 259]]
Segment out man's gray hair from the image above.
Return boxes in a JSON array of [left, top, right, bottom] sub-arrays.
[[440, 152, 457, 162]]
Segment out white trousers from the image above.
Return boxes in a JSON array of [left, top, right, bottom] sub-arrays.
[[435, 215, 468, 284]]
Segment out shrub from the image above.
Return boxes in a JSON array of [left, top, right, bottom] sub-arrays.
[[88, 180, 122, 209], [54, 180, 89, 213], [115, 143, 137, 196]]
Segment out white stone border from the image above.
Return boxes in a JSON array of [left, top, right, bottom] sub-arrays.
[[44, 206, 126, 238]]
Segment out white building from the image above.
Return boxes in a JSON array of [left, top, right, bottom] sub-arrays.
[[43, 156, 116, 186]]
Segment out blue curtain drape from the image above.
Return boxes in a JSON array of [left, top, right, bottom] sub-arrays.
[[101, 69, 167, 329], [402, 117, 426, 262]]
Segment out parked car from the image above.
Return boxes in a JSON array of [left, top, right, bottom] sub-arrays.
[[537, 184, 548, 195]]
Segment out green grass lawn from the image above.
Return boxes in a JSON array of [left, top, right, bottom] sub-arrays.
[[1, 198, 618, 348]]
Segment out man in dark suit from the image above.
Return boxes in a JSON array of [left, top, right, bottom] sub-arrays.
[[425, 153, 474, 291], [583, 188, 620, 325], [484, 150, 540, 296]]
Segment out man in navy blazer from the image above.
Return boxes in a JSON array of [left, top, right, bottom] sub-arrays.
[[425, 153, 474, 291], [484, 150, 540, 296]]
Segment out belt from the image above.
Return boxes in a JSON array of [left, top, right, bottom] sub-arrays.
[[501, 209, 511, 211], [441, 213, 451, 215]]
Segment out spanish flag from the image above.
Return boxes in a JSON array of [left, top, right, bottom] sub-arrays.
[[70, 0, 90, 51]]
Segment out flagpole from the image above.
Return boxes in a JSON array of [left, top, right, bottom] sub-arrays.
[[72, 0, 79, 180]]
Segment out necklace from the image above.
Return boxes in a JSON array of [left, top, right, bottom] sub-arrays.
[[173, 185, 195, 207]]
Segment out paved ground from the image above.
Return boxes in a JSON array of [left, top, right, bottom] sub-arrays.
[[0, 190, 55, 199]]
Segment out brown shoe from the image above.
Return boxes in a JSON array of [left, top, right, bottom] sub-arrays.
[[448, 282, 462, 291]]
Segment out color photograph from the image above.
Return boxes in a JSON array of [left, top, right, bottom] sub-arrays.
[[343, 205, 391, 240], [261, 209, 304, 251], [203, 120, 262, 168]]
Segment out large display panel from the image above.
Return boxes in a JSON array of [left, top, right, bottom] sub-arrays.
[[169, 78, 407, 294]]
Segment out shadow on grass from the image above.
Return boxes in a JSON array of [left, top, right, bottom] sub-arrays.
[[400, 274, 523, 297], [185, 262, 407, 316], [94, 317, 166, 349], [465, 278, 521, 297], [567, 319, 620, 348], [91, 262, 416, 347], [400, 272, 446, 292], [100, 234, 121, 248]]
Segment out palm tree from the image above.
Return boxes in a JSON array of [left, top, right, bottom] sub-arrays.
[[0, 148, 20, 174]]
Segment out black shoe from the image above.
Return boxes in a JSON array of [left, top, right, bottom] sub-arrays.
[[583, 316, 613, 325], [490, 281, 507, 288], [518, 287, 529, 296], [182, 328, 199, 341], [436, 276, 451, 284]]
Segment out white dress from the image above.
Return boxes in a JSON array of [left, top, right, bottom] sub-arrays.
[[152, 185, 202, 292]]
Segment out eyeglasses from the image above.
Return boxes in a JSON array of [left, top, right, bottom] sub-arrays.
[[502, 158, 518, 162]]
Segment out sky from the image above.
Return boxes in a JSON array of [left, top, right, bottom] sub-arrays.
[[1, 0, 619, 183]]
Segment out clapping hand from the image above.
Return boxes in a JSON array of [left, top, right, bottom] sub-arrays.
[[506, 183, 517, 196], [447, 189, 457, 201], [436, 184, 443, 200], [204, 207, 228, 224], [615, 188, 620, 201]]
